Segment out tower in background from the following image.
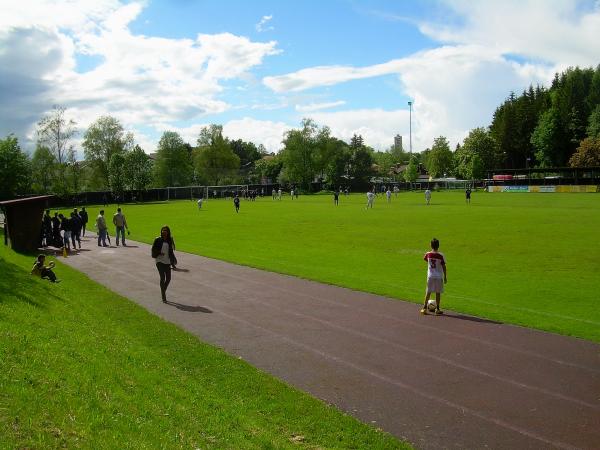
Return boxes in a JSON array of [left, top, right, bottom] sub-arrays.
[[394, 134, 403, 152]]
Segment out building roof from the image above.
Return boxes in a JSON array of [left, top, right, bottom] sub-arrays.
[[0, 195, 54, 206]]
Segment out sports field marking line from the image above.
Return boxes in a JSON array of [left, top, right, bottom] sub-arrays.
[[69, 247, 600, 375], [174, 269, 600, 413], [200, 231, 600, 326], [179, 256, 600, 374], [341, 277, 600, 327], [72, 249, 589, 448], [212, 310, 582, 450], [75, 252, 600, 413]]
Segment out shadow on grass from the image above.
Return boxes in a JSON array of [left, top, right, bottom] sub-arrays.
[[166, 300, 211, 313], [443, 312, 503, 325]]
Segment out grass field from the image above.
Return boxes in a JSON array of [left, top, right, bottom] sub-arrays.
[[0, 244, 406, 449], [83, 190, 600, 342]]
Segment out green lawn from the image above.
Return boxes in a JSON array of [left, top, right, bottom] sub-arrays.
[[0, 244, 406, 449], [89, 190, 599, 342]]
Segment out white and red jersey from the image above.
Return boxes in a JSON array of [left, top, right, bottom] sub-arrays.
[[424, 251, 446, 279]]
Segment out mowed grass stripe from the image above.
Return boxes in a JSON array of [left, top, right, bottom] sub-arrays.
[[0, 244, 407, 449], [83, 191, 599, 342]]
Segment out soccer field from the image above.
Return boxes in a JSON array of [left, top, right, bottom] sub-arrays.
[[89, 191, 600, 342]]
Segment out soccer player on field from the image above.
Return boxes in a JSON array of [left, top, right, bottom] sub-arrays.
[[425, 188, 432, 205], [233, 194, 240, 213], [421, 238, 447, 315], [366, 188, 375, 209]]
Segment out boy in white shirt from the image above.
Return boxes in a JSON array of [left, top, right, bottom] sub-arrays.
[[421, 238, 447, 315]]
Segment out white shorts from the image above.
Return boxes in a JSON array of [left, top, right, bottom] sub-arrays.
[[426, 278, 444, 294]]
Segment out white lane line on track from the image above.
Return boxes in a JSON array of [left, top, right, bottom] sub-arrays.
[[72, 250, 600, 411], [177, 254, 600, 374], [176, 265, 600, 412], [71, 250, 588, 449]]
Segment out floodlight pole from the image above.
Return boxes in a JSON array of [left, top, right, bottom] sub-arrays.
[[408, 101, 413, 156]]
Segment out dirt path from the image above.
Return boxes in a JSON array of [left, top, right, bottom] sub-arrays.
[[62, 238, 600, 449]]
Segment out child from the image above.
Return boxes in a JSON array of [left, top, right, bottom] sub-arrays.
[[31, 254, 59, 282], [421, 238, 447, 315]]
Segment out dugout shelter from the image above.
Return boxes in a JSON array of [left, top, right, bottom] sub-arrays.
[[0, 195, 53, 252]]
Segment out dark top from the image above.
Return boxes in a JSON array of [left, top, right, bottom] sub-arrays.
[[79, 210, 88, 224], [152, 236, 176, 264], [71, 215, 82, 233], [60, 217, 72, 232]]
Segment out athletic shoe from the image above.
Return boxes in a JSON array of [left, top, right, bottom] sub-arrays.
[[420, 308, 428, 315], [435, 309, 444, 315]]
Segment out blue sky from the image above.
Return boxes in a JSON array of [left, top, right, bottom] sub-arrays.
[[1, 0, 599, 155]]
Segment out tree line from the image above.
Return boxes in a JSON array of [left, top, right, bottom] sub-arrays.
[[1, 65, 599, 200]]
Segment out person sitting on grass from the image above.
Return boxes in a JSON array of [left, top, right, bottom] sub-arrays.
[[31, 254, 59, 283], [421, 238, 447, 315]]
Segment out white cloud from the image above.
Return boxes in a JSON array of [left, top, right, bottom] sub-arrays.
[[261, 1, 599, 151], [295, 101, 346, 112], [148, 118, 291, 154], [255, 15, 274, 32], [0, 1, 280, 152], [224, 118, 289, 153], [309, 109, 407, 151], [420, 0, 600, 68], [265, 44, 553, 150], [264, 60, 406, 93]]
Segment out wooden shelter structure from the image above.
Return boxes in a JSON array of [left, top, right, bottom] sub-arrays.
[[0, 195, 53, 252]]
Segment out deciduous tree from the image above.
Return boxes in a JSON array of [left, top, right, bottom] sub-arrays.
[[82, 116, 133, 188], [36, 105, 77, 190], [0, 135, 31, 200], [425, 136, 453, 178], [193, 126, 240, 185], [568, 137, 600, 167], [30, 145, 56, 194], [280, 119, 319, 190], [124, 145, 153, 191], [153, 131, 193, 187]]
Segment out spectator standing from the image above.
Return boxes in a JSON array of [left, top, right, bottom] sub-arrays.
[[112, 207, 129, 246], [42, 210, 52, 247], [70, 211, 82, 249], [79, 207, 89, 236], [59, 213, 72, 252], [51, 212, 61, 247], [96, 210, 108, 247]]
